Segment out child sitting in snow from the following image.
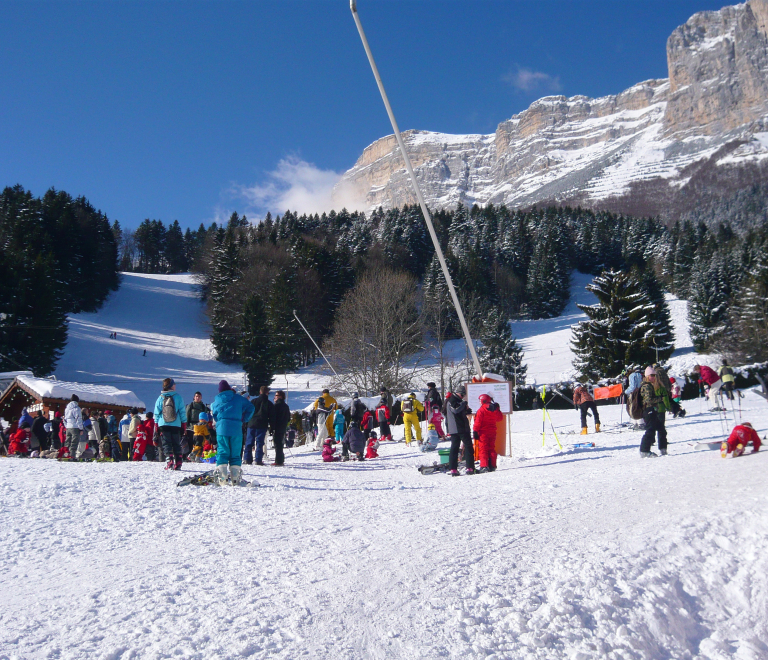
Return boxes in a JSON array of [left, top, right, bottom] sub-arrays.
[[8, 422, 31, 456], [322, 437, 339, 462], [420, 424, 440, 452], [365, 431, 379, 459], [428, 405, 446, 439], [190, 412, 211, 461]]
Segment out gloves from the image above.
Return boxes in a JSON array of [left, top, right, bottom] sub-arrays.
[[472, 431, 480, 441]]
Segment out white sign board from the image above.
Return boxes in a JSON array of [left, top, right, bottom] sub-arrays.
[[466, 382, 513, 414]]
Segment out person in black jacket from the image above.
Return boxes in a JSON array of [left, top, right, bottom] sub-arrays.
[[425, 382, 442, 409], [245, 386, 274, 465], [31, 412, 49, 452], [271, 390, 291, 466], [445, 386, 474, 476], [349, 393, 367, 426]]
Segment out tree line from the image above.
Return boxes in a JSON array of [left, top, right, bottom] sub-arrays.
[[0, 185, 119, 375]]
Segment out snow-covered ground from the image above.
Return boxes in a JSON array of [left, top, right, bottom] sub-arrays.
[[2, 392, 767, 659]]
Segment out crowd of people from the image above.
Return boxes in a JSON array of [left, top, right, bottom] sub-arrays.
[[2, 362, 760, 472]]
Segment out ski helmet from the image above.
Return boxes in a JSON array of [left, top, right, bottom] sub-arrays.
[[199, 412, 209, 422], [479, 394, 492, 404]]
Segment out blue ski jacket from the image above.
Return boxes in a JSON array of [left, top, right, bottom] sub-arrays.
[[153, 391, 187, 428], [211, 389, 255, 438]]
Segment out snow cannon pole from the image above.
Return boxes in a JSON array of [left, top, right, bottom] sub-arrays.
[[292, 311, 354, 399], [349, 0, 483, 378]]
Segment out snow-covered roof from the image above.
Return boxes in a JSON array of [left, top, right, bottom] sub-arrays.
[[15, 375, 145, 409]]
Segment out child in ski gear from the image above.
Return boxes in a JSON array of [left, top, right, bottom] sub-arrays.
[[669, 377, 681, 402], [322, 437, 339, 462], [401, 393, 424, 446], [693, 364, 724, 410], [8, 423, 31, 456], [446, 388, 474, 475], [718, 360, 736, 401], [153, 377, 187, 470], [190, 411, 210, 461], [722, 422, 761, 457], [428, 405, 446, 438], [341, 422, 366, 461], [473, 394, 503, 472], [132, 425, 151, 461], [333, 408, 346, 441], [211, 380, 254, 485], [246, 385, 274, 465], [375, 399, 392, 441], [361, 409, 375, 439], [365, 432, 379, 459], [420, 424, 440, 452], [573, 384, 601, 434], [639, 366, 670, 457]]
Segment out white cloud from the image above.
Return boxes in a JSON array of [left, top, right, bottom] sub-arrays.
[[503, 66, 561, 93], [234, 156, 367, 218]]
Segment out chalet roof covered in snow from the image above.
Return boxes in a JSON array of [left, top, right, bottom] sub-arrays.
[[15, 375, 145, 409]]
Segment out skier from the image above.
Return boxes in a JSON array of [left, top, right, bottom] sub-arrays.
[[341, 421, 366, 461], [349, 393, 367, 426], [653, 363, 685, 417], [428, 404, 446, 439], [692, 364, 724, 411], [425, 382, 442, 409], [445, 387, 474, 476], [361, 408, 375, 440], [365, 432, 379, 459], [333, 407, 346, 443], [721, 422, 761, 457], [245, 385, 274, 465], [314, 389, 338, 440], [8, 422, 31, 456], [573, 383, 600, 434], [322, 437, 339, 462], [375, 398, 392, 442], [271, 390, 291, 467], [419, 424, 440, 452], [401, 392, 424, 446], [473, 394, 503, 473], [718, 360, 736, 401], [153, 377, 187, 470], [639, 366, 670, 457], [210, 380, 255, 485], [63, 394, 84, 460], [314, 396, 332, 450], [625, 368, 643, 396]]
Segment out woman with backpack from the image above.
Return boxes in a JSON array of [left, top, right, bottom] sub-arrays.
[[153, 377, 187, 470], [639, 366, 671, 458]]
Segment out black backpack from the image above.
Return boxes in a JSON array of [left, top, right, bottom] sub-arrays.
[[377, 407, 387, 423], [627, 388, 643, 420]]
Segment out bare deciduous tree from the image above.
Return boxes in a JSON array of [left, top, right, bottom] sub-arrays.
[[324, 268, 424, 395]]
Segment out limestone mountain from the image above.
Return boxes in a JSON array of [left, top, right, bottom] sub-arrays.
[[335, 0, 768, 228]]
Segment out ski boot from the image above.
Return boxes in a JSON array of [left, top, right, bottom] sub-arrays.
[[214, 464, 229, 485], [580, 427, 588, 435], [640, 451, 658, 458], [230, 465, 242, 486], [465, 468, 475, 475], [476, 467, 489, 473], [659, 448, 667, 456], [449, 469, 460, 477], [733, 443, 745, 458], [165, 458, 175, 470], [720, 441, 728, 458], [595, 423, 601, 433]]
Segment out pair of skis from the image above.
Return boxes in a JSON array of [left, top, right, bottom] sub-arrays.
[[176, 470, 259, 487]]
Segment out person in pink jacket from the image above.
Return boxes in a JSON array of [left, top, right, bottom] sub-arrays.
[[693, 364, 724, 411], [428, 405, 446, 439], [322, 437, 339, 462], [473, 394, 504, 473]]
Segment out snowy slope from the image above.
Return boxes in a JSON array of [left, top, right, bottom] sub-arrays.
[[1, 392, 767, 659]]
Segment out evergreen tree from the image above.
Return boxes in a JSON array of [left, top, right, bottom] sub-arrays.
[[478, 307, 527, 385], [571, 270, 673, 379], [727, 258, 768, 362], [687, 251, 736, 351], [208, 229, 242, 362], [525, 211, 570, 319], [240, 294, 274, 393], [164, 220, 188, 273]]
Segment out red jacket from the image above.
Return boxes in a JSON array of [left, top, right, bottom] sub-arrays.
[[8, 428, 31, 455], [361, 410, 374, 430], [375, 405, 390, 422], [573, 387, 594, 405], [698, 365, 720, 386], [727, 425, 761, 450], [473, 403, 503, 435], [141, 419, 158, 445]]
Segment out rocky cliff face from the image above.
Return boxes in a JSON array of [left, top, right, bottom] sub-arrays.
[[335, 0, 768, 223]]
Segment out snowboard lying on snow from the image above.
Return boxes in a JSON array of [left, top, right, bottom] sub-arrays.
[[689, 441, 723, 451], [177, 470, 259, 487]]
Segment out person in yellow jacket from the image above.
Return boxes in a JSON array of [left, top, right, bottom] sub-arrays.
[[401, 392, 424, 446], [314, 389, 338, 438]]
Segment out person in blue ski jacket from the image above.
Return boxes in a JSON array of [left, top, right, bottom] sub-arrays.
[[211, 380, 255, 485], [153, 377, 187, 470], [333, 408, 346, 441]]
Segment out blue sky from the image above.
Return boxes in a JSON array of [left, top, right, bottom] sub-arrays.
[[1, 0, 728, 229]]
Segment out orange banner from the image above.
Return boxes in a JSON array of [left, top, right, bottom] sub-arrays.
[[594, 383, 623, 400]]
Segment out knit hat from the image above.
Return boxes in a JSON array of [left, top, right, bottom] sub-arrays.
[[645, 366, 656, 377], [743, 422, 753, 429], [218, 380, 231, 392]]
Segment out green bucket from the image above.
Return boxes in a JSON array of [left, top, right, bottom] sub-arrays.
[[438, 448, 451, 465]]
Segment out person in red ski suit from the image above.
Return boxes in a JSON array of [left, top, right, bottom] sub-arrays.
[[473, 394, 503, 472], [8, 424, 31, 456], [723, 422, 761, 456], [365, 432, 379, 459], [132, 415, 158, 461], [429, 405, 446, 438], [375, 400, 392, 441]]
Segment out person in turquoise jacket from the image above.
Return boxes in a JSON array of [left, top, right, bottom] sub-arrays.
[[153, 377, 187, 470], [211, 380, 255, 485], [333, 408, 346, 441]]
